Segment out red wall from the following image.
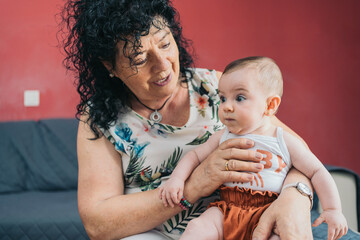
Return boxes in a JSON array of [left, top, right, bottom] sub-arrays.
[[0, 0, 78, 120], [1, 0, 359, 173]]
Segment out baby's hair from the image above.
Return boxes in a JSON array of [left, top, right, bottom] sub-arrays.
[[223, 56, 283, 97]]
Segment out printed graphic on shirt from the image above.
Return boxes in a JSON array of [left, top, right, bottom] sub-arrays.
[[248, 149, 288, 189], [222, 128, 291, 193]]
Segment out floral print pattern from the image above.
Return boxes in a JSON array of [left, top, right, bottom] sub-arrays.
[[189, 72, 220, 122], [114, 123, 150, 157]]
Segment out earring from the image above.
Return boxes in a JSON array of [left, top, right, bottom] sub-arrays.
[[109, 73, 115, 78]]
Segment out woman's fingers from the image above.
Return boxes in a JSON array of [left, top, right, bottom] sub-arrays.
[[225, 158, 264, 172], [204, 139, 266, 184], [218, 138, 263, 172], [186, 137, 265, 199], [219, 137, 254, 151], [222, 148, 263, 162], [223, 170, 254, 183]]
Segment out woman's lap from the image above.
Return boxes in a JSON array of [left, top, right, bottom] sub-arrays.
[[121, 230, 175, 240], [121, 209, 360, 239]]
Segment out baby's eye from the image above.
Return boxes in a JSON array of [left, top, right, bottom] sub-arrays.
[[220, 96, 226, 103], [236, 95, 246, 102]]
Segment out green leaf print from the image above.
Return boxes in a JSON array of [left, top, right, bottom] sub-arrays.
[[158, 122, 182, 133], [212, 103, 218, 121], [144, 120, 182, 134], [186, 131, 212, 145], [160, 147, 183, 175], [139, 178, 161, 191], [137, 166, 162, 191], [198, 109, 206, 118], [125, 150, 146, 185], [164, 200, 206, 233], [137, 147, 183, 191]]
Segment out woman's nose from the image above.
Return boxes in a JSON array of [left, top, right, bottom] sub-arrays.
[[151, 51, 170, 73]]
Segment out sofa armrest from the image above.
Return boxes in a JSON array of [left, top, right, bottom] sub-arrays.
[[316, 166, 359, 232]]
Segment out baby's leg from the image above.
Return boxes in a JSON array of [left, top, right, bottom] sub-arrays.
[[180, 207, 223, 240]]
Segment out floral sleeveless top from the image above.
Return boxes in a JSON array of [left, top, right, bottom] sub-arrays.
[[100, 68, 223, 237]]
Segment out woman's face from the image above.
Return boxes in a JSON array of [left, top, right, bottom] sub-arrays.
[[112, 24, 180, 104]]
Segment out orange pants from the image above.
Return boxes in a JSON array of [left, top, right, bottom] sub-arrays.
[[208, 186, 278, 240]]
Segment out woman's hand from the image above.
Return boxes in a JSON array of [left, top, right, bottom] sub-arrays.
[[252, 169, 313, 240], [184, 137, 264, 202]]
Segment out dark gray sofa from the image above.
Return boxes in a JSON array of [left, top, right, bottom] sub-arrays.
[[0, 118, 89, 239], [0, 118, 359, 239]]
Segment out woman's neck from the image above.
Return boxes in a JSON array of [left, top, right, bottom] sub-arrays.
[[131, 83, 190, 126]]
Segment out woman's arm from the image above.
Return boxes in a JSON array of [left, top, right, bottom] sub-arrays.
[[77, 116, 183, 239], [77, 116, 263, 239], [253, 168, 313, 240], [252, 116, 314, 240]]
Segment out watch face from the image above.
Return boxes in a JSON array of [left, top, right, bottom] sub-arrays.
[[298, 182, 311, 195]]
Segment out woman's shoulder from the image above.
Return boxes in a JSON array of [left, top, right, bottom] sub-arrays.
[[187, 68, 220, 90], [189, 67, 218, 80]]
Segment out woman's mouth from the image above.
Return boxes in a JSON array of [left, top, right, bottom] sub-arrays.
[[154, 74, 171, 86]]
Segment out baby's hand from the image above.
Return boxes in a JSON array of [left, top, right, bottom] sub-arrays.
[[312, 209, 348, 240], [158, 177, 184, 208]]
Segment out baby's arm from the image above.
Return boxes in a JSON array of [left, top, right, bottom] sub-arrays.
[[159, 130, 224, 207], [283, 131, 348, 239]]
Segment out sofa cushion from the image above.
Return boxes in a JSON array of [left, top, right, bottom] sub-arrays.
[[0, 118, 79, 193], [0, 190, 89, 239]]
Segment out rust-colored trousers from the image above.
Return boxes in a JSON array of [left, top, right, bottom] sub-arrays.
[[209, 186, 278, 240]]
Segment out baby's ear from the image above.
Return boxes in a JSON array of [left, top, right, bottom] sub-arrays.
[[265, 95, 281, 116]]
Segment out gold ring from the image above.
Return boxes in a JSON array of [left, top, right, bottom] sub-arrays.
[[225, 160, 230, 171]]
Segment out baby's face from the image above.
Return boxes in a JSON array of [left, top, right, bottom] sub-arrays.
[[218, 67, 268, 135]]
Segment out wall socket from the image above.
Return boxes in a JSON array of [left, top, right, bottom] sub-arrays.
[[24, 90, 40, 107]]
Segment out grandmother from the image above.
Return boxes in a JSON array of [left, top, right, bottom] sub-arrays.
[[60, 0, 313, 239]]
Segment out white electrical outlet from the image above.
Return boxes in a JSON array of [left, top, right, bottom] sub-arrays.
[[24, 90, 40, 107]]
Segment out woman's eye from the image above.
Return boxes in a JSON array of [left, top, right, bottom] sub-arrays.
[[236, 95, 246, 102], [220, 96, 226, 103], [162, 42, 170, 49], [134, 58, 147, 66]]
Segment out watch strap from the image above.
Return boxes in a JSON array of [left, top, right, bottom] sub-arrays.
[[281, 182, 313, 209]]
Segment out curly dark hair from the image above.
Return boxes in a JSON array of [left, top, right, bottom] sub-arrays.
[[58, 0, 194, 138]]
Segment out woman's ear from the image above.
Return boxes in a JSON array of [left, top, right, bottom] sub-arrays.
[[265, 95, 281, 116], [102, 60, 115, 76]]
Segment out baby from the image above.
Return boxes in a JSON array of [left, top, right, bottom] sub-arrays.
[[159, 56, 348, 240]]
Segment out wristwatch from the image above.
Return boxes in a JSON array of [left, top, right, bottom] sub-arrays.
[[281, 182, 313, 209]]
